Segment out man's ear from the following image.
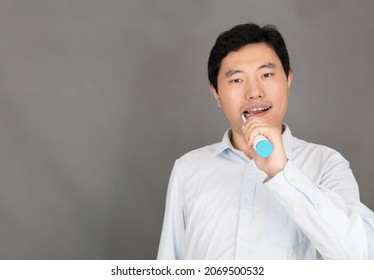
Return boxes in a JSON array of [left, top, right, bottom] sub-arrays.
[[209, 84, 222, 108], [287, 69, 293, 97]]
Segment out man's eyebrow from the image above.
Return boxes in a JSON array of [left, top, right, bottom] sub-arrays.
[[224, 69, 244, 78], [257, 62, 276, 70], [224, 63, 277, 77]]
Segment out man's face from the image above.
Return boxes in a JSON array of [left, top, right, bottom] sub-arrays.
[[210, 42, 292, 138]]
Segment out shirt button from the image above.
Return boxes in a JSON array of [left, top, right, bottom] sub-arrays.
[[243, 199, 250, 206], [291, 177, 297, 184], [239, 236, 247, 242]]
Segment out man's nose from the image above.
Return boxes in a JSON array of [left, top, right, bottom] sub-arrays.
[[245, 80, 263, 100]]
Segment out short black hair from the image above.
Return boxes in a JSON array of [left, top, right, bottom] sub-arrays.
[[208, 23, 291, 92]]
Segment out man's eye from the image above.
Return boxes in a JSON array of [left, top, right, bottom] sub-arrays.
[[262, 73, 273, 78], [230, 78, 242, 83]]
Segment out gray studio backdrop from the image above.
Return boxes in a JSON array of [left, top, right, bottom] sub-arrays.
[[0, 0, 373, 259]]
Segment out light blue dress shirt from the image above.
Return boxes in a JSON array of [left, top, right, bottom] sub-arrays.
[[157, 125, 374, 259]]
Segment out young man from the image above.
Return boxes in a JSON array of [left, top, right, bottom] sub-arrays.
[[157, 23, 374, 259]]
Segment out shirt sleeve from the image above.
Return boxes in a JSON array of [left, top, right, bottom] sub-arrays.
[[157, 161, 186, 259], [265, 156, 374, 259]]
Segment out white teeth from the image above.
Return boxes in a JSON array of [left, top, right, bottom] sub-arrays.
[[249, 107, 269, 112], [242, 106, 271, 119]]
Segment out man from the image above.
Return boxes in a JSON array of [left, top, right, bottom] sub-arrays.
[[157, 23, 374, 259]]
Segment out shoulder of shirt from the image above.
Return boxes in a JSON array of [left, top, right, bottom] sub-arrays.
[[169, 144, 222, 187], [291, 135, 349, 165], [172, 142, 228, 185], [174, 142, 221, 168]]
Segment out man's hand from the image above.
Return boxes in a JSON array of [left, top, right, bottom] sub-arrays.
[[242, 118, 288, 178]]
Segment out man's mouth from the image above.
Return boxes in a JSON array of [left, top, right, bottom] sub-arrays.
[[242, 106, 272, 119]]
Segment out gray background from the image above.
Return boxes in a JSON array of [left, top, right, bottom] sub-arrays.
[[0, 0, 372, 259]]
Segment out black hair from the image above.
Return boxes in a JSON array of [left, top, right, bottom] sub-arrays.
[[208, 23, 291, 92]]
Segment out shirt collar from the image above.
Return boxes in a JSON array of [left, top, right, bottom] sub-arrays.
[[213, 124, 294, 159], [212, 129, 237, 156], [282, 124, 293, 159]]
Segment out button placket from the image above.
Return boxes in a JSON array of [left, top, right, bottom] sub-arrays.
[[235, 162, 257, 259]]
